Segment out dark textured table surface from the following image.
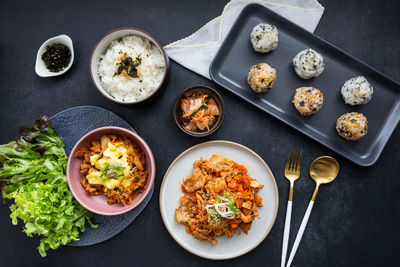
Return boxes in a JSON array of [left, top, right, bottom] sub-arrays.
[[1, 0, 399, 266]]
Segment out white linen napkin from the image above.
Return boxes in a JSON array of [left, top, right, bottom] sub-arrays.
[[164, 0, 324, 79]]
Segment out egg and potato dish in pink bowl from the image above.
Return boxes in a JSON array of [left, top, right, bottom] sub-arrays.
[[67, 126, 155, 215]]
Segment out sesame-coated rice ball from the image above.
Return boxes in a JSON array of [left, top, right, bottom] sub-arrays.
[[341, 76, 373, 105], [250, 23, 279, 53], [292, 48, 325, 79], [247, 63, 277, 93], [293, 87, 324, 116], [336, 112, 368, 141]]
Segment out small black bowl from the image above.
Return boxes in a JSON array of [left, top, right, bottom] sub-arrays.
[[173, 85, 225, 137]]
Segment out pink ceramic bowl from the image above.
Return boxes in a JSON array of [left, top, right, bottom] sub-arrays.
[[67, 126, 155, 215]]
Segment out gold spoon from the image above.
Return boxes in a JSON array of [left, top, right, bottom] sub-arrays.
[[286, 156, 339, 267]]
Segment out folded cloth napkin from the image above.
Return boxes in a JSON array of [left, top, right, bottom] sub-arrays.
[[164, 0, 324, 79]]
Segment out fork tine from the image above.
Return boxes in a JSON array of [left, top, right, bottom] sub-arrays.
[[285, 149, 294, 170], [298, 151, 303, 171], [295, 151, 302, 171], [290, 150, 298, 171]]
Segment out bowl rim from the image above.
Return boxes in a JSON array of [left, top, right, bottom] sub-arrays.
[[173, 85, 225, 137], [66, 126, 156, 215], [89, 27, 168, 104]]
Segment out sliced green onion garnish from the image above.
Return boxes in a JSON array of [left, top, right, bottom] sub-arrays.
[[107, 171, 124, 179], [101, 163, 126, 179], [227, 203, 240, 214], [109, 164, 126, 170], [215, 195, 230, 204], [224, 191, 235, 204], [100, 163, 110, 179], [207, 208, 222, 221]]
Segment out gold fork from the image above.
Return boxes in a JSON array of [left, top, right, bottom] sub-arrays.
[[281, 150, 302, 267]]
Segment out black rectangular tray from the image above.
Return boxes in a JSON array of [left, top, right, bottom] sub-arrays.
[[209, 3, 400, 166]]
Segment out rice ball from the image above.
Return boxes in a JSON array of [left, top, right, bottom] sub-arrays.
[[293, 48, 325, 79], [247, 63, 277, 93], [250, 23, 279, 53], [336, 112, 368, 141], [293, 87, 324, 116], [341, 76, 373, 105]]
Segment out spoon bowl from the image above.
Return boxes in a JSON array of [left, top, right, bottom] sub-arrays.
[[309, 156, 339, 184], [309, 156, 339, 201]]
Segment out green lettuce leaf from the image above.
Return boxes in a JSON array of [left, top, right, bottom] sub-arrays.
[[0, 116, 96, 257]]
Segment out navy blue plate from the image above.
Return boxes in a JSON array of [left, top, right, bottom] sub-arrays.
[[51, 106, 154, 246]]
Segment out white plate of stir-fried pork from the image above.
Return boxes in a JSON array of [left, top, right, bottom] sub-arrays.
[[159, 141, 278, 259]]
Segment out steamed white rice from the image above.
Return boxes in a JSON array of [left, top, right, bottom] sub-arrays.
[[98, 35, 165, 102]]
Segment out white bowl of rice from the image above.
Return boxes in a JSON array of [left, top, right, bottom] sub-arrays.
[[90, 28, 168, 104]]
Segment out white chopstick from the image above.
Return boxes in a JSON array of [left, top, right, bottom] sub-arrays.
[[286, 200, 315, 267]]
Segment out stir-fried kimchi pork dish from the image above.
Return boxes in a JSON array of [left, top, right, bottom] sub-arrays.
[[175, 155, 264, 244], [75, 134, 147, 205]]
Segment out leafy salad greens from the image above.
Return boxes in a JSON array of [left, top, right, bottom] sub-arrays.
[[0, 117, 96, 257]]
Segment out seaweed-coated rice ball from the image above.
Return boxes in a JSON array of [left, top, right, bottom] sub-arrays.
[[293, 87, 324, 116], [336, 112, 368, 141], [292, 48, 325, 79], [250, 23, 279, 53], [341, 76, 373, 105], [247, 63, 277, 93]]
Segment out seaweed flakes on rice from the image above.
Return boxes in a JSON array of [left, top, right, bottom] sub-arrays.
[[98, 35, 165, 102]]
